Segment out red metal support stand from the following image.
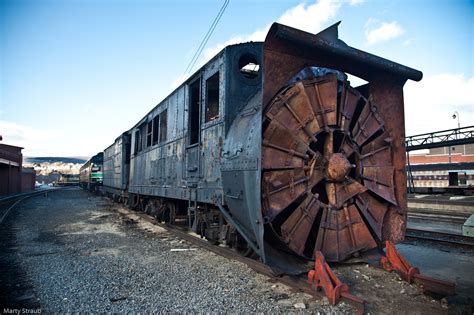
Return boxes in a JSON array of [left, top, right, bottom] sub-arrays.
[[308, 251, 365, 307], [380, 241, 455, 296]]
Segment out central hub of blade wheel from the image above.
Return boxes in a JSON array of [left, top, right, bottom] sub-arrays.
[[325, 153, 351, 182]]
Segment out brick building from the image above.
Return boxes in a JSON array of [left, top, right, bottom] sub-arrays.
[[408, 144, 474, 188], [0, 143, 36, 196]]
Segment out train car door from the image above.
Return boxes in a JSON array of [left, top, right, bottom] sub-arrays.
[[186, 77, 202, 226], [448, 172, 459, 186], [186, 77, 201, 185]]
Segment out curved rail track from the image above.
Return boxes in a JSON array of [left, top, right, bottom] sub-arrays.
[[0, 189, 62, 310], [405, 228, 474, 248], [406, 209, 473, 248], [0, 189, 61, 225]]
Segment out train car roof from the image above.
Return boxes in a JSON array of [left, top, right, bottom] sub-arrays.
[[129, 41, 263, 131], [80, 152, 104, 168], [409, 162, 474, 171]]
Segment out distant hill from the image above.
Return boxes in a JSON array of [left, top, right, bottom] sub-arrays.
[[24, 156, 88, 164]]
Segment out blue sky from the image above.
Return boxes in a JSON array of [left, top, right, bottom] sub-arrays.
[[1, 0, 473, 156]]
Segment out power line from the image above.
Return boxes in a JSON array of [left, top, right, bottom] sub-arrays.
[[183, 0, 229, 76]]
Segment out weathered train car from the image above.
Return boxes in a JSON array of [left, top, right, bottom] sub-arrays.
[[56, 173, 80, 186], [105, 22, 423, 274], [103, 132, 132, 201], [79, 152, 104, 191], [408, 162, 474, 194], [126, 41, 262, 243]]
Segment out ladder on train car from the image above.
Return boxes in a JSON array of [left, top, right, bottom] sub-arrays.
[[188, 185, 198, 229]]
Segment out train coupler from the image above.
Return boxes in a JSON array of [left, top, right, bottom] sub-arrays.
[[380, 241, 455, 296], [308, 251, 365, 307]]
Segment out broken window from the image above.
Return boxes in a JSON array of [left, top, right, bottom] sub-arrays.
[[159, 109, 167, 143], [134, 130, 142, 154], [189, 80, 200, 145], [140, 124, 147, 151], [239, 54, 260, 79], [146, 120, 153, 147], [152, 115, 159, 145], [205, 72, 220, 122], [125, 135, 131, 163]]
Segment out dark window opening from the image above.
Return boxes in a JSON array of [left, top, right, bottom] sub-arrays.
[[134, 130, 142, 154], [189, 80, 200, 145], [448, 172, 458, 186], [125, 137, 131, 163], [205, 72, 220, 122], [146, 121, 153, 147], [238, 53, 260, 79], [159, 109, 167, 143], [140, 125, 147, 152], [152, 115, 159, 145], [91, 164, 101, 171]]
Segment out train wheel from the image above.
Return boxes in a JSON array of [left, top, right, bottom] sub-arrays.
[[262, 72, 395, 262], [226, 225, 255, 257], [144, 202, 153, 215], [163, 202, 176, 225]]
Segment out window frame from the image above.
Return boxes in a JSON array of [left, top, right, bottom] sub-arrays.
[[205, 71, 220, 123]]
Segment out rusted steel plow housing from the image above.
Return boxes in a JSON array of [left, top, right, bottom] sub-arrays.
[[260, 22, 455, 307], [261, 22, 421, 262]]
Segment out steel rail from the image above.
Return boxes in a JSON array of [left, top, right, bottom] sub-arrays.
[[405, 228, 474, 248], [0, 188, 61, 225]]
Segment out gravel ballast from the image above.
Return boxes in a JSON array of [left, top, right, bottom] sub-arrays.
[[2, 188, 469, 314], [2, 189, 354, 313]]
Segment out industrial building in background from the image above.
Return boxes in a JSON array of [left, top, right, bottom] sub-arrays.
[[406, 126, 474, 194], [0, 143, 36, 196]]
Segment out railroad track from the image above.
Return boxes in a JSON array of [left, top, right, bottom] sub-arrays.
[[408, 212, 468, 224], [408, 211, 469, 226], [0, 189, 61, 225], [114, 207, 366, 314], [0, 188, 63, 309], [405, 228, 474, 248], [406, 210, 473, 248]]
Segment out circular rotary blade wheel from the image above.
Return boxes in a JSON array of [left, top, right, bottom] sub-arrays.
[[262, 73, 396, 262]]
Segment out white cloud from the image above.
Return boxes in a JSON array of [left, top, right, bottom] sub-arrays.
[[404, 74, 474, 136], [200, 27, 269, 68], [348, 0, 364, 5], [365, 20, 405, 45], [277, 0, 341, 34], [173, 0, 343, 87], [0, 120, 58, 156], [0, 119, 117, 157]]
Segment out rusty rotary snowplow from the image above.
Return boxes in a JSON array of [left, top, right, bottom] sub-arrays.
[[262, 70, 399, 262], [261, 22, 420, 263], [258, 22, 454, 307]]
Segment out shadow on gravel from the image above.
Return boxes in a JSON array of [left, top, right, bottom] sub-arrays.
[[0, 211, 41, 311]]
